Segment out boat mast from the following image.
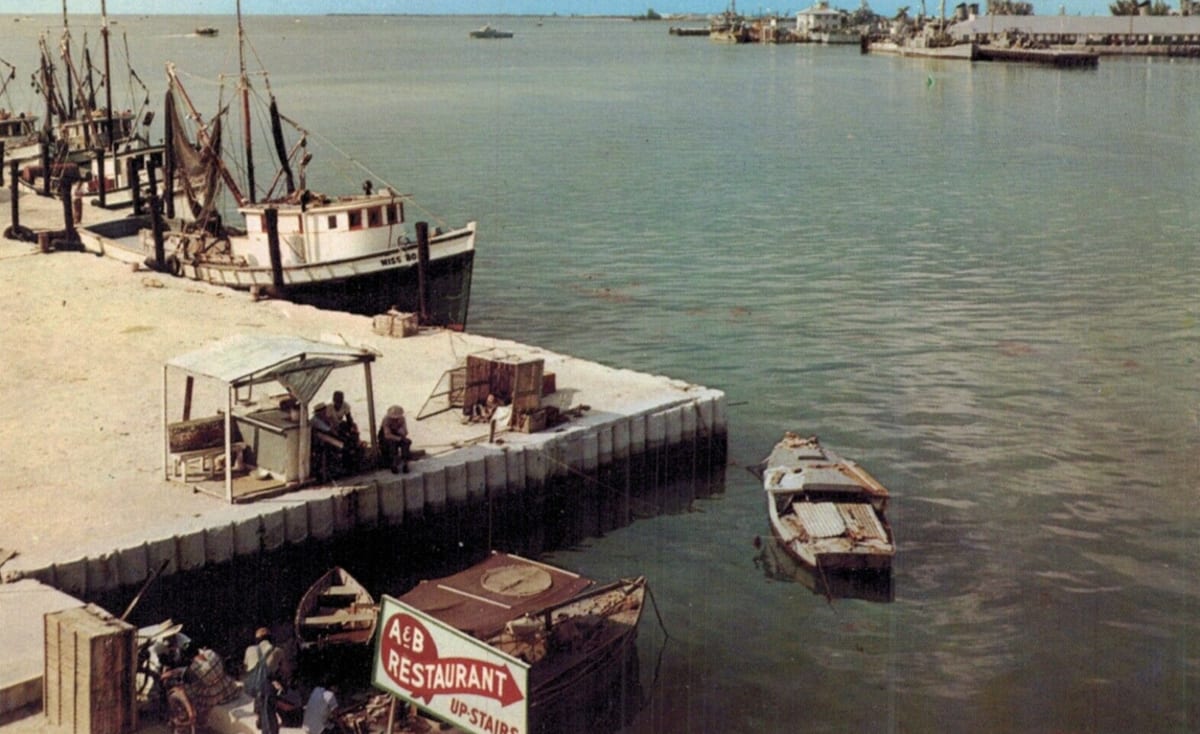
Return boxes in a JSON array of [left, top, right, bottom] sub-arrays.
[[61, 0, 74, 120], [101, 0, 115, 153], [237, 0, 256, 203]]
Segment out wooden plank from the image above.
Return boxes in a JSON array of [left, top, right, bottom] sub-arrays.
[[301, 610, 377, 627]]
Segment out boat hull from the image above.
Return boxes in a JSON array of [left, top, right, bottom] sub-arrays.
[[295, 566, 378, 652], [761, 433, 896, 576], [78, 218, 476, 328]]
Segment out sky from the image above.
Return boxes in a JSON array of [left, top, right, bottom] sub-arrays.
[[0, 0, 1134, 22]]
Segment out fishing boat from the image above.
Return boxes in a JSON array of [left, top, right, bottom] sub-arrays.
[[80, 0, 477, 327], [194, 26, 218, 36], [469, 24, 514, 39], [761, 432, 895, 573], [17, 2, 160, 210], [396, 552, 646, 734], [295, 566, 379, 651]]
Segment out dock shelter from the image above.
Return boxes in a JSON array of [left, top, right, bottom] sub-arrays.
[[163, 334, 379, 502]]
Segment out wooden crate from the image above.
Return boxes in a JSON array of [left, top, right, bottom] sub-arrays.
[[372, 311, 419, 338], [44, 604, 137, 734], [465, 352, 544, 427]]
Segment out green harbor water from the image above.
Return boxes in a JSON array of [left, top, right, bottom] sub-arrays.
[[3, 12, 1197, 733]]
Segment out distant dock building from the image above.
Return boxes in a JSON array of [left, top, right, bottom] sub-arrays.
[[947, 12, 1200, 54]]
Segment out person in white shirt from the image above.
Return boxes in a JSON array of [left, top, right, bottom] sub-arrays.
[[302, 684, 339, 734]]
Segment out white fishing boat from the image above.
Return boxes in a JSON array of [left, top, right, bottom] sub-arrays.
[[80, 1, 477, 327], [761, 432, 895, 573], [17, 2, 159, 210]]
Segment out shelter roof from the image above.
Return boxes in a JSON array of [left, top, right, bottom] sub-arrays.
[[165, 334, 376, 388]]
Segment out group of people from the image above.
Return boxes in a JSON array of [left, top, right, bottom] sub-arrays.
[[308, 390, 412, 478], [243, 626, 341, 734]]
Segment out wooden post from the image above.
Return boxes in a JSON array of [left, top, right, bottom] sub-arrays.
[[150, 194, 166, 271], [0, 140, 5, 187], [415, 220, 430, 325], [183, 376, 194, 421], [364, 360, 377, 454], [127, 157, 143, 214], [265, 207, 285, 292], [96, 148, 107, 208], [145, 154, 158, 212], [8, 161, 18, 233], [58, 174, 76, 243], [39, 140, 50, 197]]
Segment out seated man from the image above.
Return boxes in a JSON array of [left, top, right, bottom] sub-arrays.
[[310, 402, 344, 480], [469, 393, 501, 423], [378, 405, 412, 474], [326, 391, 362, 472]]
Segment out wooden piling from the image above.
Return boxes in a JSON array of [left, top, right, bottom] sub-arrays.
[[96, 149, 107, 208], [127, 157, 142, 214], [415, 221, 430, 325], [266, 207, 285, 293], [7, 161, 18, 234]]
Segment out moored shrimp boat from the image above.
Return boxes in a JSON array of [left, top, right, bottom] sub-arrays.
[[295, 566, 379, 651], [762, 432, 895, 573], [78, 0, 477, 327], [393, 552, 647, 734]]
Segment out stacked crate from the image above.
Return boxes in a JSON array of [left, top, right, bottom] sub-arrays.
[[44, 604, 137, 734]]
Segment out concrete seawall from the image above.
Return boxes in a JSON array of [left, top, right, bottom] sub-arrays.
[[19, 395, 726, 599]]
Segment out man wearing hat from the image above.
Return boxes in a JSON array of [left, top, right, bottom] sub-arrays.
[[378, 405, 412, 474], [244, 627, 284, 734]]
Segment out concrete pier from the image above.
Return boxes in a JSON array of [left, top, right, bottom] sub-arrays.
[[0, 185, 727, 720]]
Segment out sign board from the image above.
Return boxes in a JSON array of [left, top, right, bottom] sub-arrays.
[[372, 594, 531, 734]]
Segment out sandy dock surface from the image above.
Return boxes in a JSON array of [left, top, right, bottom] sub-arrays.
[[0, 217, 697, 583]]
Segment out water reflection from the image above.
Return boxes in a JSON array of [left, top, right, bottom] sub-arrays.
[[753, 535, 894, 604]]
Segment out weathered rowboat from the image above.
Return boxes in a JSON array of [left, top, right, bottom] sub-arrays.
[[295, 566, 379, 650], [396, 552, 646, 734], [761, 432, 895, 573]]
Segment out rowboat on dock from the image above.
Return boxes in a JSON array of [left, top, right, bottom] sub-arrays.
[[394, 552, 646, 734], [761, 432, 895, 573], [295, 566, 379, 651]]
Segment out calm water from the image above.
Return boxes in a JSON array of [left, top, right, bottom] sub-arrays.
[[5, 13, 1199, 733]]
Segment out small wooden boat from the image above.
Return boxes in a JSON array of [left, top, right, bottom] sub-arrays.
[[397, 552, 646, 734], [295, 566, 379, 650], [762, 432, 894, 573], [195, 26, 218, 36]]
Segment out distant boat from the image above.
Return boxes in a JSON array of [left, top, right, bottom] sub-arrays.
[[295, 566, 378, 651], [470, 24, 514, 39], [761, 432, 895, 573], [194, 26, 218, 36]]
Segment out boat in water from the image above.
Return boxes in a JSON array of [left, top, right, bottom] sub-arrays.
[[469, 24, 514, 39], [80, 1, 477, 327], [194, 26, 218, 36], [761, 432, 895, 574], [396, 552, 646, 734], [295, 566, 379, 651]]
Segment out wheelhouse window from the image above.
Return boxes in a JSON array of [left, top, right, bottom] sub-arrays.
[[387, 203, 402, 224], [367, 206, 382, 228], [327, 215, 338, 230], [348, 210, 363, 230]]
